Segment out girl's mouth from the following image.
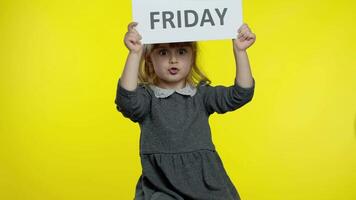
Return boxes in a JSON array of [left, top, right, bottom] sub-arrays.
[[168, 67, 179, 75]]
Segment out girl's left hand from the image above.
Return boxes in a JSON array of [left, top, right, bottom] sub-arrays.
[[233, 23, 256, 51]]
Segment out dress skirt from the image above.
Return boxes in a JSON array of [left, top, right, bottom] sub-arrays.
[[134, 149, 241, 200]]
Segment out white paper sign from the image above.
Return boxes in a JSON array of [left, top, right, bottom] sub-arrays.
[[132, 0, 243, 44]]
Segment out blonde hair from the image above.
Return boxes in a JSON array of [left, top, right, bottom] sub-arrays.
[[138, 42, 211, 87]]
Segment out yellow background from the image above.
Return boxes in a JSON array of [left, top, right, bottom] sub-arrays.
[[1, 0, 355, 199]]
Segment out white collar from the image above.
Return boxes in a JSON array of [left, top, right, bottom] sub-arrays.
[[149, 83, 197, 98]]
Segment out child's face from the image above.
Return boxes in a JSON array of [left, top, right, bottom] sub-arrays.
[[149, 43, 193, 88]]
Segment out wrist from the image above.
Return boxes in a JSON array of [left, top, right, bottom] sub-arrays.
[[233, 48, 247, 55], [128, 49, 143, 57], [233, 45, 246, 53]]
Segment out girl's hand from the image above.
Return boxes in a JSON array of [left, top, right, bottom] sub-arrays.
[[233, 23, 256, 51], [124, 22, 143, 53]]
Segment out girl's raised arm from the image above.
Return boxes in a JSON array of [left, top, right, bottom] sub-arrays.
[[120, 22, 144, 91], [115, 22, 151, 123], [233, 23, 256, 88]]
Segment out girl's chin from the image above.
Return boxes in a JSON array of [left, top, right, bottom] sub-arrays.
[[158, 77, 186, 85], [162, 75, 183, 81]]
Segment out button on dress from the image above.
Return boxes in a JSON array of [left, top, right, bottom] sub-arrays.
[[115, 79, 255, 200]]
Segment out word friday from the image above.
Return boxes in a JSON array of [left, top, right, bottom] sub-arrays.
[[150, 8, 228, 29]]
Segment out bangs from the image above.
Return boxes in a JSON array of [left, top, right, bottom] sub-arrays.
[[166, 42, 194, 48], [145, 42, 196, 54]]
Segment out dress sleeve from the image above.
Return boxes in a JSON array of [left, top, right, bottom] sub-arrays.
[[114, 79, 151, 123], [201, 78, 255, 115]]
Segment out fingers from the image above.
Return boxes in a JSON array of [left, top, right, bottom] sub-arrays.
[[127, 22, 141, 37], [238, 23, 249, 38], [125, 31, 142, 46], [238, 23, 247, 33], [125, 31, 142, 40], [128, 22, 138, 32], [237, 23, 255, 41], [125, 22, 142, 46], [124, 23, 143, 52]]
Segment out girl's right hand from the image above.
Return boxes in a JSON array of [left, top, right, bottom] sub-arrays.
[[124, 22, 143, 53]]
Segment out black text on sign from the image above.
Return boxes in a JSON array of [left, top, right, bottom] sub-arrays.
[[150, 8, 228, 29]]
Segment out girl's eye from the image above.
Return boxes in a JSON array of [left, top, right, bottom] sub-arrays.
[[177, 48, 187, 55], [158, 49, 168, 56]]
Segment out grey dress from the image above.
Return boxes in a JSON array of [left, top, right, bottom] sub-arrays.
[[115, 79, 255, 200]]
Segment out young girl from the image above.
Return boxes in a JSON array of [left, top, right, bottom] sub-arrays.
[[116, 22, 256, 200]]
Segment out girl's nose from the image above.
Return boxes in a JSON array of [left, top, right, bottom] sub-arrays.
[[169, 54, 178, 64]]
